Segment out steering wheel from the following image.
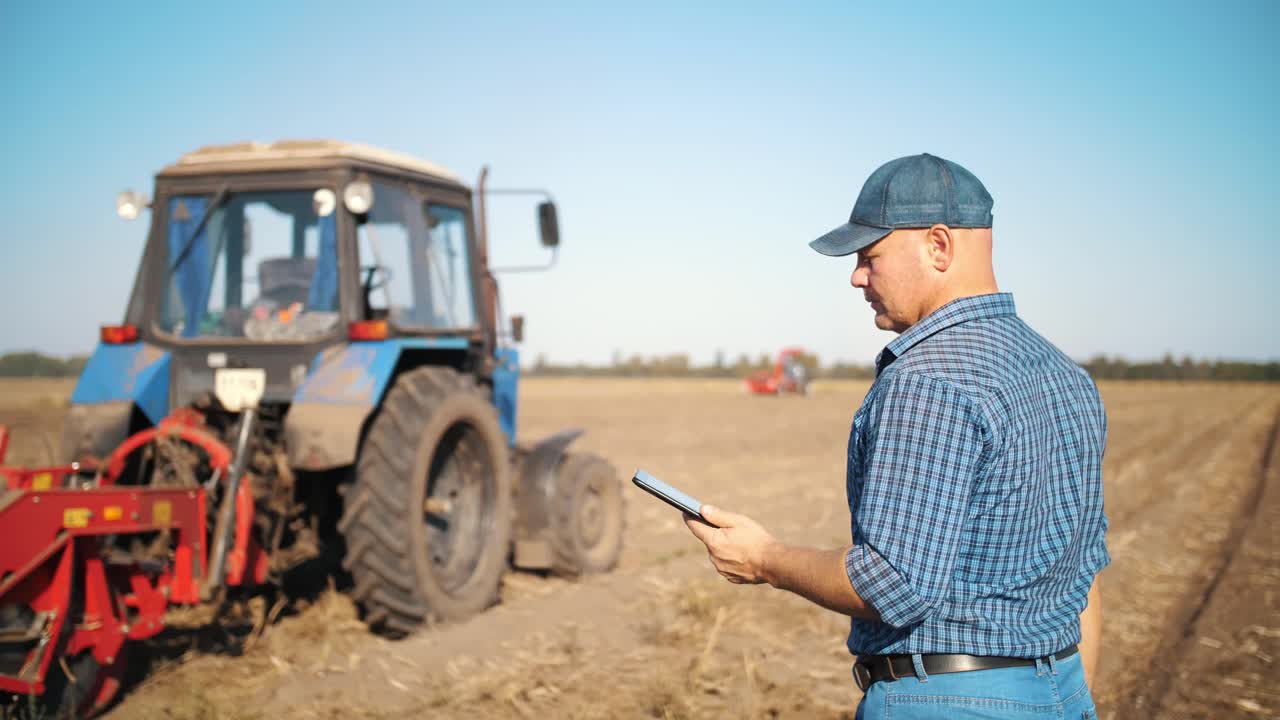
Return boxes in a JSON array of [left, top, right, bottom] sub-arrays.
[[362, 265, 392, 291], [360, 265, 394, 321]]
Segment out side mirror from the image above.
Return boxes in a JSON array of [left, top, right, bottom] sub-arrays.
[[537, 202, 559, 248], [510, 315, 525, 343]]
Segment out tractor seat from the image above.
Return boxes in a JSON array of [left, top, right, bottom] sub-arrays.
[[258, 257, 316, 306]]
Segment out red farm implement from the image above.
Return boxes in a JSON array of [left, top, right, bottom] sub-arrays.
[[0, 417, 262, 717], [743, 347, 812, 396]]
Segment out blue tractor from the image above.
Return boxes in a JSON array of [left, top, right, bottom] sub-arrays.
[[61, 140, 625, 635]]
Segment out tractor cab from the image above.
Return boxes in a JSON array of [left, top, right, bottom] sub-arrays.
[[65, 140, 556, 467], [140, 144, 485, 347]]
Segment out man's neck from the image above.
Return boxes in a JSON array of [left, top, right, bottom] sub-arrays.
[[919, 281, 1001, 321]]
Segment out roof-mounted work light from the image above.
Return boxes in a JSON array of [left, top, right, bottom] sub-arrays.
[[343, 181, 374, 215]]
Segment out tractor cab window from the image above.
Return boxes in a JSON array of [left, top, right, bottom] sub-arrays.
[[159, 191, 341, 341], [357, 182, 477, 330]]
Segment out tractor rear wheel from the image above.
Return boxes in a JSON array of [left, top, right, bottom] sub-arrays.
[[340, 367, 511, 636], [550, 453, 625, 576]]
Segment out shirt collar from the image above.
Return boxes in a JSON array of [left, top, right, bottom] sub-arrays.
[[875, 292, 1017, 376]]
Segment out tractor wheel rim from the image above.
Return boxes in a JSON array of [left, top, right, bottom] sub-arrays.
[[423, 424, 491, 593]]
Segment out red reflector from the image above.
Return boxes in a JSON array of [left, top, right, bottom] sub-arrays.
[[348, 320, 388, 341], [101, 324, 139, 344]]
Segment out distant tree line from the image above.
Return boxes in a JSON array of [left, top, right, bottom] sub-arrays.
[[528, 350, 878, 379], [1081, 354, 1280, 382], [530, 351, 1279, 382], [0, 350, 1274, 382], [0, 352, 88, 377]]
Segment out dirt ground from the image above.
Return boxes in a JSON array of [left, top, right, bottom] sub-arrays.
[[2, 377, 1278, 719]]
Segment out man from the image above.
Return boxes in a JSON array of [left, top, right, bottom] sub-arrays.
[[684, 154, 1108, 719]]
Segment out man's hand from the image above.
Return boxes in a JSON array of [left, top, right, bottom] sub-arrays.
[[683, 505, 779, 585], [683, 504, 880, 620]]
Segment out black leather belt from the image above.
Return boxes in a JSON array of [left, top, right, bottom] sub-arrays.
[[853, 645, 1078, 692]]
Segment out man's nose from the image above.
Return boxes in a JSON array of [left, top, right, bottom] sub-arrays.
[[851, 266, 869, 288]]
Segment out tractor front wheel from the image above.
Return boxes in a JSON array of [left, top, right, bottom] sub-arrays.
[[550, 453, 625, 576], [340, 367, 511, 636]]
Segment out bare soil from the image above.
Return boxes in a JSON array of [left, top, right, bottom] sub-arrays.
[[2, 378, 1277, 719], [1148, 407, 1280, 719]]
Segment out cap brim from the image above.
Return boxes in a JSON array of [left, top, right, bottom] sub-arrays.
[[808, 221, 892, 257]]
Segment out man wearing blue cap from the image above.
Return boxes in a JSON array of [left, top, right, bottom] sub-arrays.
[[684, 154, 1108, 718]]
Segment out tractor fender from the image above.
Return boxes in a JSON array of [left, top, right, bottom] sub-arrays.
[[60, 401, 133, 465], [284, 338, 473, 471], [511, 429, 583, 569], [282, 402, 372, 471], [69, 342, 170, 424], [62, 341, 171, 462]]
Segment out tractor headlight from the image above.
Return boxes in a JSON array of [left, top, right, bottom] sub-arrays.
[[343, 181, 374, 215], [116, 190, 147, 220], [313, 188, 336, 217]]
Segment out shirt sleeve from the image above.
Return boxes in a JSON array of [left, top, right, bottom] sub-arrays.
[[1082, 373, 1111, 580], [1083, 514, 1111, 578], [845, 372, 990, 629]]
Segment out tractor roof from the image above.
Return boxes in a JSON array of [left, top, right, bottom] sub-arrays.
[[158, 139, 462, 184]]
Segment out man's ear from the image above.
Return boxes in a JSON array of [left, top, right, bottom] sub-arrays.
[[925, 224, 955, 272]]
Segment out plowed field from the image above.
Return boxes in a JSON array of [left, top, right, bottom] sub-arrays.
[[2, 378, 1276, 719]]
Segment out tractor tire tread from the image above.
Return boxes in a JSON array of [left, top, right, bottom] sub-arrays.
[[362, 508, 410, 555], [381, 614, 422, 637], [360, 431, 411, 481], [342, 531, 373, 569], [350, 574, 376, 603], [369, 588, 427, 621], [336, 487, 369, 535], [364, 606, 389, 628], [351, 533, 415, 593]]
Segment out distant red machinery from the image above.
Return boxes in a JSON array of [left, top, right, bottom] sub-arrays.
[[0, 415, 267, 717], [744, 347, 811, 396]]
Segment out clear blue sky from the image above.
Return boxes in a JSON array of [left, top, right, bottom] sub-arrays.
[[2, 1, 1277, 365]]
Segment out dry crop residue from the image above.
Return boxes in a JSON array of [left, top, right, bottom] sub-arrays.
[[2, 378, 1277, 719]]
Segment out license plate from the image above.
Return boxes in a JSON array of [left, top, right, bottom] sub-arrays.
[[214, 368, 266, 411]]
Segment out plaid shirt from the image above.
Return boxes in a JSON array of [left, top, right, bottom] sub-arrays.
[[845, 293, 1109, 657]]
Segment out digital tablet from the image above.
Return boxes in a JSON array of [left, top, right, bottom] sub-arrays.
[[631, 469, 718, 527]]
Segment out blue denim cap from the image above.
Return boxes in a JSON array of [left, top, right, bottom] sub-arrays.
[[809, 153, 994, 257]]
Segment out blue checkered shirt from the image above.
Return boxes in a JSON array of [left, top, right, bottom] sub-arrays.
[[845, 293, 1109, 658]]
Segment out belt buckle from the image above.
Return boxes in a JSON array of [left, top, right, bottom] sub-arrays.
[[853, 663, 872, 692]]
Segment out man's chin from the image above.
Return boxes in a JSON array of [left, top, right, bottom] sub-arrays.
[[873, 314, 906, 333]]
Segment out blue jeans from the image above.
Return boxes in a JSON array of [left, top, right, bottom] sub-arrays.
[[854, 652, 1099, 719]]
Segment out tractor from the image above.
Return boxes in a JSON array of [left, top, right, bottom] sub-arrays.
[[2, 140, 624, 715], [744, 347, 811, 395]]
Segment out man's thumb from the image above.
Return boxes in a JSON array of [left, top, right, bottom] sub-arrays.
[[700, 504, 728, 525]]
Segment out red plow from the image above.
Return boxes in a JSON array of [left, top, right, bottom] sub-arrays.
[[0, 417, 264, 716]]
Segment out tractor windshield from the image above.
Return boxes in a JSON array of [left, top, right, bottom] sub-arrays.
[[159, 190, 341, 341]]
